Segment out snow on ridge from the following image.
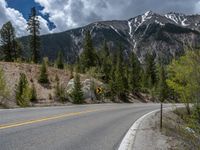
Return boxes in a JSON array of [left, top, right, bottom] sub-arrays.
[[165, 13, 190, 27], [165, 14, 179, 24], [134, 11, 153, 32], [181, 19, 189, 26], [128, 21, 133, 38], [110, 25, 122, 36], [133, 39, 137, 49], [155, 20, 165, 26]]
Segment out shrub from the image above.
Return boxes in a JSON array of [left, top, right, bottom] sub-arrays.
[[38, 59, 49, 84], [30, 83, 37, 102], [15, 73, 31, 107], [71, 73, 84, 104], [0, 67, 9, 99]]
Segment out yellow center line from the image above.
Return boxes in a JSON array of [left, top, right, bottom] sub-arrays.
[[0, 109, 102, 130]]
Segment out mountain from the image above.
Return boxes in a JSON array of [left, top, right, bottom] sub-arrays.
[[20, 11, 200, 64]]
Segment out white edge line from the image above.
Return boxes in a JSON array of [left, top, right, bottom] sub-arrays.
[[118, 105, 183, 150]]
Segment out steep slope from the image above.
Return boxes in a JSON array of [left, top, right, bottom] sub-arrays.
[[20, 11, 200, 64]]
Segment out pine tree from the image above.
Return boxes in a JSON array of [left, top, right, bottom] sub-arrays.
[[144, 53, 157, 88], [30, 83, 37, 102], [16, 73, 30, 107], [13, 40, 22, 61], [38, 59, 49, 84], [80, 31, 97, 71], [0, 67, 9, 99], [0, 21, 19, 61], [71, 73, 83, 104], [27, 7, 40, 63], [129, 52, 141, 93], [54, 75, 66, 102], [69, 66, 74, 79], [114, 46, 128, 101], [158, 65, 168, 102], [108, 53, 117, 100], [56, 51, 64, 69], [101, 41, 111, 83]]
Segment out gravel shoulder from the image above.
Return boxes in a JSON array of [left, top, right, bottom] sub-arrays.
[[133, 105, 200, 150]]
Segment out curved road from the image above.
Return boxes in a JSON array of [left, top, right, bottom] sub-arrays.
[[0, 103, 166, 150]]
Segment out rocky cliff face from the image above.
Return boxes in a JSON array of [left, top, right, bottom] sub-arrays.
[[20, 11, 200, 64]]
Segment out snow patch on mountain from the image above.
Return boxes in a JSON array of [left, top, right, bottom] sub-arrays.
[[128, 21, 133, 38], [181, 19, 189, 26], [155, 20, 165, 26], [132, 11, 154, 32], [110, 25, 122, 36], [165, 13, 190, 27], [133, 39, 137, 49], [165, 14, 179, 24]]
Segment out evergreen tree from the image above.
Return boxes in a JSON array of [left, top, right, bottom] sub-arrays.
[[0, 21, 20, 61], [0, 67, 9, 99], [109, 56, 117, 100], [114, 46, 128, 101], [101, 41, 111, 83], [27, 7, 40, 63], [71, 73, 83, 104], [54, 75, 66, 102], [144, 53, 157, 88], [30, 83, 37, 102], [80, 31, 97, 71], [13, 40, 22, 61], [15, 73, 30, 107], [158, 65, 168, 102], [129, 52, 141, 93], [75, 57, 81, 73], [69, 66, 74, 79], [56, 51, 64, 69], [38, 59, 49, 84]]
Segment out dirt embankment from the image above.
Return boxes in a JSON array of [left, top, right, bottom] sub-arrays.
[[0, 62, 154, 108], [0, 62, 71, 108]]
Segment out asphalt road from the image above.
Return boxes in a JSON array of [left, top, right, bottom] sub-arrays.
[[0, 103, 168, 150]]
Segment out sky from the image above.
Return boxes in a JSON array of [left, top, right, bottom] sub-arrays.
[[1, 0, 200, 37]]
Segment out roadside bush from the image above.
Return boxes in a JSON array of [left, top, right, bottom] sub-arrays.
[[15, 73, 31, 107], [71, 73, 84, 104], [38, 59, 49, 84], [30, 83, 37, 102], [0, 67, 9, 99], [54, 75, 68, 102]]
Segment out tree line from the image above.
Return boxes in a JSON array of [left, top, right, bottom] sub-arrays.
[[0, 7, 40, 63], [75, 30, 169, 103]]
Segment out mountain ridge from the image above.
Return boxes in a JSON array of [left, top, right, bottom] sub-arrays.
[[19, 11, 200, 64]]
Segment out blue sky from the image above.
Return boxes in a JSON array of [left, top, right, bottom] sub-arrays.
[[1, 0, 200, 37], [6, 0, 55, 30], [7, 0, 41, 19]]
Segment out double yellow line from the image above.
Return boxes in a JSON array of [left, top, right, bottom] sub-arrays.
[[0, 109, 100, 130]]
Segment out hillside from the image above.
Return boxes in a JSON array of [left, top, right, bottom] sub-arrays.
[[19, 11, 200, 64], [0, 62, 72, 107], [0, 62, 154, 108]]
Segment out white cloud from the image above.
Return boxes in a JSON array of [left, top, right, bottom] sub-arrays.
[[0, 0, 27, 36], [195, 1, 200, 13], [35, 0, 106, 32], [35, 0, 199, 33], [0, 0, 51, 37], [38, 16, 52, 35], [0, 0, 199, 37]]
